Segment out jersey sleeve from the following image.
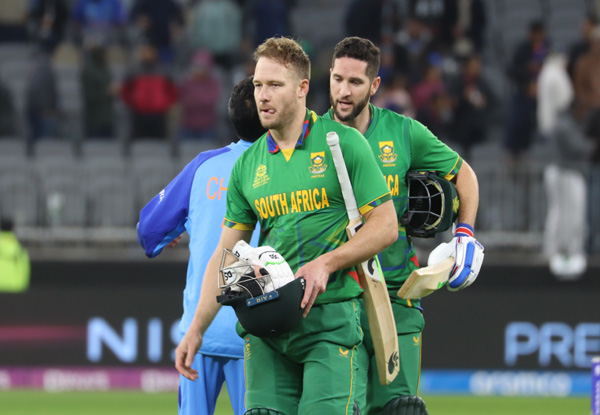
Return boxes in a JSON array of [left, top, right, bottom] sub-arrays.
[[137, 150, 227, 258], [408, 118, 463, 180], [339, 127, 392, 215], [137, 172, 192, 258], [223, 157, 257, 231]]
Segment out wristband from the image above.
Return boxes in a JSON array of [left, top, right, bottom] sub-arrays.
[[455, 223, 474, 238]]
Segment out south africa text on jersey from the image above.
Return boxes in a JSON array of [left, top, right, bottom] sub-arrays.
[[254, 188, 330, 219], [385, 174, 402, 196]]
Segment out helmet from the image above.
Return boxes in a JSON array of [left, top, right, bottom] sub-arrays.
[[218, 277, 306, 338], [216, 247, 305, 338], [401, 171, 459, 238]]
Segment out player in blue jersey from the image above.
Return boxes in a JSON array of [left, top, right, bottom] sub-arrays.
[[137, 77, 265, 415]]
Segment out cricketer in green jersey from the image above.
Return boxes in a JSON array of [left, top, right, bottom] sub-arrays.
[[176, 37, 399, 415], [326, 37, 483, 415]]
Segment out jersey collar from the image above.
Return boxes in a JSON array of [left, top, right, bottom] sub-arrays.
[[267, 109, 317, 153], [325, 104, 375, 137], [363, 104, 377, 138]]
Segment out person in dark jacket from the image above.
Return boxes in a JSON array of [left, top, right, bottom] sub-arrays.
[[503, 20, 549, 161], [81, 43, 116, 138]]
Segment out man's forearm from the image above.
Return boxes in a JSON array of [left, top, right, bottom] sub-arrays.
[[188, 247, 223, 336], [321, 199, 398, 271], [188, 227, 253, 335], [454, 160, 479, 226]]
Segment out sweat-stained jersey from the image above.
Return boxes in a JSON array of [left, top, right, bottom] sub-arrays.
[[325, 104, 462, 309], [137, 140, 258, 358], [224, 109, 392, 305]]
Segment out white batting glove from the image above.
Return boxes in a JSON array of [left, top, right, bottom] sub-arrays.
[[427, 223, 484, 291], [231, 240, 294, 292]]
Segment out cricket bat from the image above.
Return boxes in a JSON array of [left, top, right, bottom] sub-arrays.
[[397, 257, 455, 299], [326, 131, 400, 385]]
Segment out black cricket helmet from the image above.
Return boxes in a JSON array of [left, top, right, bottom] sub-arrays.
[[216, 248, 305, 338], [401, 171, 459, 238]]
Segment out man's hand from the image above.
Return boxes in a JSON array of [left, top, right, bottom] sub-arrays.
[[167, 235, 183, 248], [229, 241, 294, 292], [428, 223, 484, 291], [174, 328, 203, 381], [295, 255, 332, 317]]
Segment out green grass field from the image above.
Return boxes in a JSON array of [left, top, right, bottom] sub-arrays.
[[0, 389, 589, 414]]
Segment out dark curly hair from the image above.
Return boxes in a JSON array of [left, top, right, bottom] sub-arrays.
[[332, 37, 380, 81], [228, 76, 266, 142]]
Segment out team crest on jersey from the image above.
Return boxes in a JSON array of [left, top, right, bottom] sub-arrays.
[[253, 164, 270, 188], [379, 141, 398, 164], [308, 151, 327, 175], [378, 141, 397, 165]]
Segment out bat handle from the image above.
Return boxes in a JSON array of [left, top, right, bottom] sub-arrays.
[[326, 131, 339, 146]]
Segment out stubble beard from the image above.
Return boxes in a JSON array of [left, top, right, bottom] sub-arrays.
[[260, 96, 299, 131], [330, 91, 370, 122]]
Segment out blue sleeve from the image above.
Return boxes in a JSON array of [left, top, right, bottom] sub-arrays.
[[136, 148, 230, 258]]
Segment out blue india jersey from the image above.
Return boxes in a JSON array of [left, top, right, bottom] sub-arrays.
[[137, 140, 258, 358]]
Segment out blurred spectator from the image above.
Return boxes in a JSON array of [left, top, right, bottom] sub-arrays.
[[567, 12, 598, 79], [27, 0, 69, 53], [411, 62, 446, 112], [121, 42, 178, 140], [0, 76, 16, 136], [573, 26, 600, 161], [449, 53, 495, 160], [503, 20, 549, 161], [129, 0, 184, 64], [441, 0, 486, 57], [411, 62, 454, 140], [178, 50, 221, 141], [0, 217, 30, 293], [392, 16, 436, 85], [538, 51, 593, 280], [345, 0, 384, 45], [372, 73, 416, 118], [25, 49, 59, 154], [408, 0, 447, 47], [423, 90, 454, 141], [187, 0, 242, 72], [247, 0, 294, 47], [70, 0, 127, 47], [0, 0, 30, 42], [81, 43, 116, 138]]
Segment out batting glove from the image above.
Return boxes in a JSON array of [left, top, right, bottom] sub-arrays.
[[232, 241, 294, 292], [427, 223, 484, 291]]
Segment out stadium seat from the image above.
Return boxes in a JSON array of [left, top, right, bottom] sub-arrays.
[[131, 157, 179, 212], [129, 139, 175, 160], [0, 162, 40, 227], [178, 139, 222, 167], [80, 139, 125, 159], [0, 137, 28, 161], [87, 175, 136, 228], [36, 159, 87, 227], [33, 139, 76, 160]]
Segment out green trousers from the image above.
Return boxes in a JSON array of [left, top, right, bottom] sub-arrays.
[[239, 299, 365, 415]]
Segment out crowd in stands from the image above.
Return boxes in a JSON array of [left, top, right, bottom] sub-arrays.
[[0, 0, 298, 155], [0, 0, 597, 166], [1, 0, 600, 257]]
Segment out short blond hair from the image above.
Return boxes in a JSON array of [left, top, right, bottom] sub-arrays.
[[253, 37, 311, 81]]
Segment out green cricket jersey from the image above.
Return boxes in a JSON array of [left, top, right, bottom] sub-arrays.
[[224, 109, 392, 305], [325, 104, 462, 308]]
